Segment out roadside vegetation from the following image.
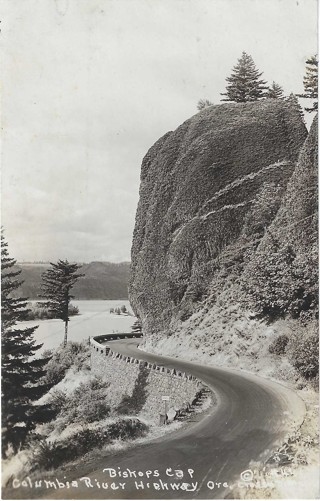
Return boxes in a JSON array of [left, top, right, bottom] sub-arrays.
[[2, 338, 212, 488], [2, 232, 210, 489], [2, 340, 150, 485]]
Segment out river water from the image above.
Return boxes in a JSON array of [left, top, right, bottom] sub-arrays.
[[19, 300, 136, 354]]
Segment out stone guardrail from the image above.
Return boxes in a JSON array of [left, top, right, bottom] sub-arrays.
[[89, 332, 199, 383]]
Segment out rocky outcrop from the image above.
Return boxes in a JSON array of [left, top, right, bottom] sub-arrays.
[[264, 115, 317, 251], [241, 115, 318, 319], [130, 100, 307, 337]]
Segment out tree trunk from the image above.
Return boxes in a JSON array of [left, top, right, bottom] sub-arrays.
[[64, 319, 68, 347]]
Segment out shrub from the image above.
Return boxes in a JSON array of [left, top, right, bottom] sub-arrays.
[[107, 418, 148, 440], [71, 428, 106, 454], [31, 419, 149, 471], [288, 332, 319, 379], [42, 341, 90, 386], [31, 440, 75, 470], [197, 98, 213, 110], [77, 399, 110, 423], [269, 334, 289, 355], [49, 389, 67, 411], [50, 377, 111, 428], [67, 419, 148, 453]]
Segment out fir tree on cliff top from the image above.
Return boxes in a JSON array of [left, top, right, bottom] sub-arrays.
[[221, 52, 268, 103], [297, 55, 318, 112], [267, 81, 284, 99], [1, 231, 51, 456]]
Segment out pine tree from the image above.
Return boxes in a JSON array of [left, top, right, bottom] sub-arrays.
[[40, 260, 84, 346], [267, 81, 284, 99], [131, 319, 142, 336], [221, 52, 268, 103], [297, 55, 318, 112], [1, 232, 51, 456], [286, 93, 305, 122], [197, 98, 213, 111]]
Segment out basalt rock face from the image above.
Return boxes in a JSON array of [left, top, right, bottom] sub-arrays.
[[241, 115, 318, 320], [267, 115, 317, 252], [129, 100, 307, 336]]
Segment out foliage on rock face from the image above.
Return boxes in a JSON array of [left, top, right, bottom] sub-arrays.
[[221, 52, 268, 102], [242, 115, 317, 322], [297, 55, 318, 112], [117, 365, 149, 414], [279, 115, 318, 249], [1, 232, 52, 457], [242, 182, 284, 237], [242, 237, 318, 321], [287, 327, 319, 379]]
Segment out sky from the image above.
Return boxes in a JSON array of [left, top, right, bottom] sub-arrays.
[[1, 0, 318, 263]]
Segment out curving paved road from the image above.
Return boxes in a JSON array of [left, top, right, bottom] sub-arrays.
[[5, 339, 305, 500]]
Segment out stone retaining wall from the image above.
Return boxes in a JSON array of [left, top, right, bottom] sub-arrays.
[[90, 335, 203, 420]]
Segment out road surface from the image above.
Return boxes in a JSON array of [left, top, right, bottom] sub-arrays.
[[4, 338, 305, 500]]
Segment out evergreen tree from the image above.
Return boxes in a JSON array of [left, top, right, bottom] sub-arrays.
[[267, 81, 284, 99], [286, 93, 305, 122], [40, 260, 84, 346], [297, 55, 318, 112], [221, 52, 268, 103], [1, 232, 51, 456], [197, 98, 213, 111], [131, 319, 142, 336]]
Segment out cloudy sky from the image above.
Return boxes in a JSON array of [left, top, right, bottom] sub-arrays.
[[2, 0, 317, 263]]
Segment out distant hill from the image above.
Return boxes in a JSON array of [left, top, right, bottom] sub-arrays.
[[14, 261, 130, 300]]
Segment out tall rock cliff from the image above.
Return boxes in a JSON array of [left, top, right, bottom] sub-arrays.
[[241, 115, 318, 320], [130, 100, 308, 337]]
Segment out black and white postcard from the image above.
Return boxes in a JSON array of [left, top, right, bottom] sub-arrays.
[[1, 0, 319, 499]]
